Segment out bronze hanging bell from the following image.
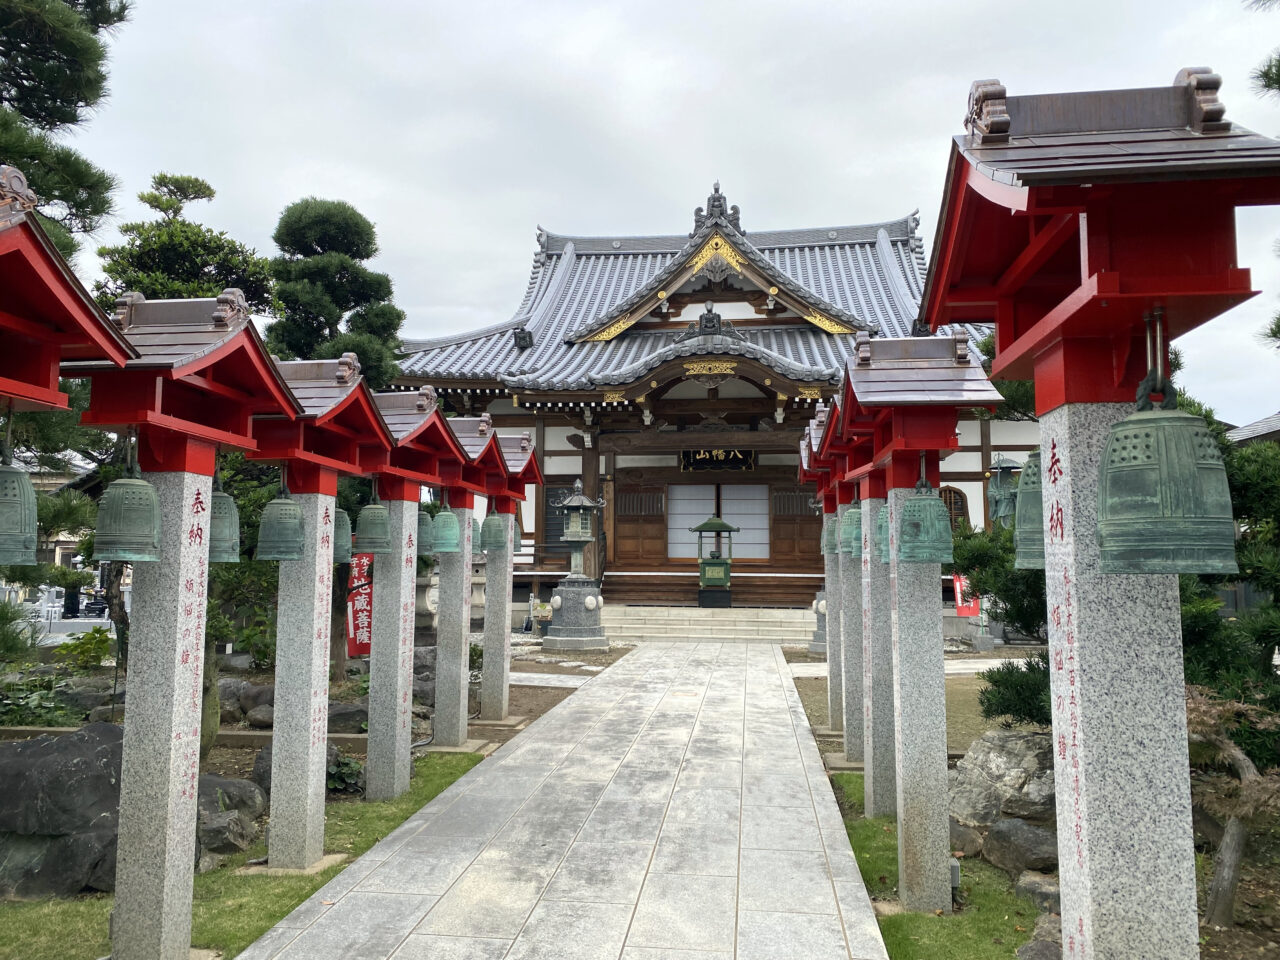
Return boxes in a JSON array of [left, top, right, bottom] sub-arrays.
[[432, 508, 461, 554], [481, 512, 507, 552], [839, 506, 861, 557], [94, 440, 162, 563], [472, 517, 483, 558], [1097, 327, 1237, 574], [0, 435, 38, 565], [333, 508, 352, 564], [416, 509, 435, 557], [352, 486, 393, 555], [898, 466, 954, 565], [821, 515, 839, 554], [876, 505, 890, 563], [208, 473, 240, 564], [257, 479, 304, 561], [1013, 448, 1044, 570]]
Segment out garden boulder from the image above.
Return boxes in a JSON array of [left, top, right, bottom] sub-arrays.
[[0, 723, 122, 898], [983, 817, 1058, 877], [950, 729, 1055, 830], [245, 704, 274, 728], [327, 702, 368, 734], [238, 683, 275, 714]]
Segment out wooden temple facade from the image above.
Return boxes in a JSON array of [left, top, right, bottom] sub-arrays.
[[396, 185, 1038, 605]]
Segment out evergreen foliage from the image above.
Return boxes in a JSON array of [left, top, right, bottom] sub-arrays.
[[94, 173, 273, 310], [266, 197, 405, 389], [0, 0, 129, 258], [976, 652, 1052, 727], [949, 522, 1047, 640]]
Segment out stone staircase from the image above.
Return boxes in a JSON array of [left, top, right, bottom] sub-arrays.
[[599, 604, 818, 645]]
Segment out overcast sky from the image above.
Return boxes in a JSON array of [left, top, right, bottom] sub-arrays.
[[62, 0, 1280, 427]]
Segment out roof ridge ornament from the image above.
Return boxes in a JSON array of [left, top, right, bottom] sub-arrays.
[[856, 331, 873, 365], [478, 412, 492, 436], [211, 288, 249, 328], [335, 351, 361, 383], [112, 292, 146, 331], [953, 331, 970, 364], [520, 431, 531, 452], [1175, 66, 1230, 132], [674, 301, 747, 344], [416, 384, 437, 414], [691, 181, 742, 236], [965, 79, 1010, 144], [0, 165, 38, 227]]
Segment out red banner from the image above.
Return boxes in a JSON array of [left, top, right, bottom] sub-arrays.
[[346, 553, 373, 657], [952, 574, 981, 617]]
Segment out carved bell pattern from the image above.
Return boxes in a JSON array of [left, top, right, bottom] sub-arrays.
[[333, 508, 352, 564], [839, 507, 862, 558], [352, 488, 392, 556], [257, 482, 304, 562], [897, 477, 954, 565], [94, 457, 162, 563], [208, 481, 240, 564], [1013, 448, 1044, 570], [416, 509, 435, 558], [481, 512, 507, 552], [0, 461, 38, 566]]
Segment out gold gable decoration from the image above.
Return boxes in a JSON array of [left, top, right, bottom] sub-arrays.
[[689, 234, 746, 275], [803, 310, 855, 334], [584, 313, 637, 342], [798, 385, 823, 399], [683, 360, 737, 376], [602, 390, 626, 403]]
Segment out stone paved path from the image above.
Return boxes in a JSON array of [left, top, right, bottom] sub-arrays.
[[790, 657, 1008, 678], [238, 643, 888, 960]]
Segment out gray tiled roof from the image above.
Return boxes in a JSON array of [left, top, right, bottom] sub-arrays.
[[1227, 410, 1280, 444], [844, 334, 1004, 407], [400, 190, 984, 391], [273, 357, 364, 419]]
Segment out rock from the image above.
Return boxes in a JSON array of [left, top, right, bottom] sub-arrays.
[[327, 702, 367, 734], [950, 820, 984, 858], [238, 683, 274, 714], [984, 818, 1058, 877], [197, 808, 257, 855], [1017, 871, 1062, 915], [0, 723, 122, 897], [219, 702, 243, 724], [245, 704, 274, 728], [251, 742, 340, 797], [220, 652, 254, 673], [217, 677, 247, 704], [87, 706, 122, 724], [57, 687, 111, 715], [950, 730, 1055, 829], [412, 679, 435, 706], [1032, 911, 1063, 944], [346, 659, 370, 677], [412, 647, 436, 674], [1016, 939, 1061, 960], [67, 675, 113, 693], [196, 851, 226, 874], [198, 775, 266, 822]]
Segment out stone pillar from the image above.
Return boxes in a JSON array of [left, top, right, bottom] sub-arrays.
[[112, 470, 212, 960], [365, 494, 418, 801], [1040, 403, 1197, 959], [435, 496, 474, 747], [840, 509, 863, 762], [861, 498, 895, 817], [888, 487, 951, 914], [480, 510, 514, 721], [823, 509, 843, 733], [269, 490, 335, 868]]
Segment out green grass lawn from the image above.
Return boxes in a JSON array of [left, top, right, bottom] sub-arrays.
[[0, 752, 482, 960], [831, 772, 1039, 960]]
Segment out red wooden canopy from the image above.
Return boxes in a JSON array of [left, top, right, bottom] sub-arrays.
[[370, 388, 472, 501], [64, 290, 299, 474], [921, 72, 1280, 414], [0, 166, 133, 410], [250, 355, 393, 495]]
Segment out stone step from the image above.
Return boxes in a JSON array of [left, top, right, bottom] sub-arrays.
[[604, 625, 815, 641]]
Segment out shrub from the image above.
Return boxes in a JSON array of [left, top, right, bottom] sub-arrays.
[[949, 523, 1047, 640], [240, 614, 276, 670], [0, 672, 77, 727], [977, 652, 1052, 727], [0, 600, 41, 661], [326, 754, 364, 794], [53, 626, 112, 670]]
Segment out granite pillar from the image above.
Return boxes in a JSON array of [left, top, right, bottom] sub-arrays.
[[1040, 402, 1198, 960], [112, 470, 212, 960], [365, 497, 417, 801], [480, 511, 513, 721], [823, 509, 843, 733], [840, 509, 864, 761], [888, 487, 951, 914], [861, 498, 896, 818], [435, 500, 474, 747], [269, 492, 334, 867]]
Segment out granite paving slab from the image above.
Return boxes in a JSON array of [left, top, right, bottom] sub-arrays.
[[238, 643, 888, 960]]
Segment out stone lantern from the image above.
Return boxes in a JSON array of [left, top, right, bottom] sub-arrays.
[[542, 478, 607, 653]]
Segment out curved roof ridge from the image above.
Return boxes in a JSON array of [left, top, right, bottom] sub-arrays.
[[873, 228, 923, 323]]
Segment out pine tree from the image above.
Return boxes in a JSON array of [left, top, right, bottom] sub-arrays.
[[94, 173, 274, 309], [0, 0, 130, 258], [266, 197, 405, 389]]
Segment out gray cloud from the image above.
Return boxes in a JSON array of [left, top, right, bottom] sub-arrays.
[[61, 0, 1280, 425]]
